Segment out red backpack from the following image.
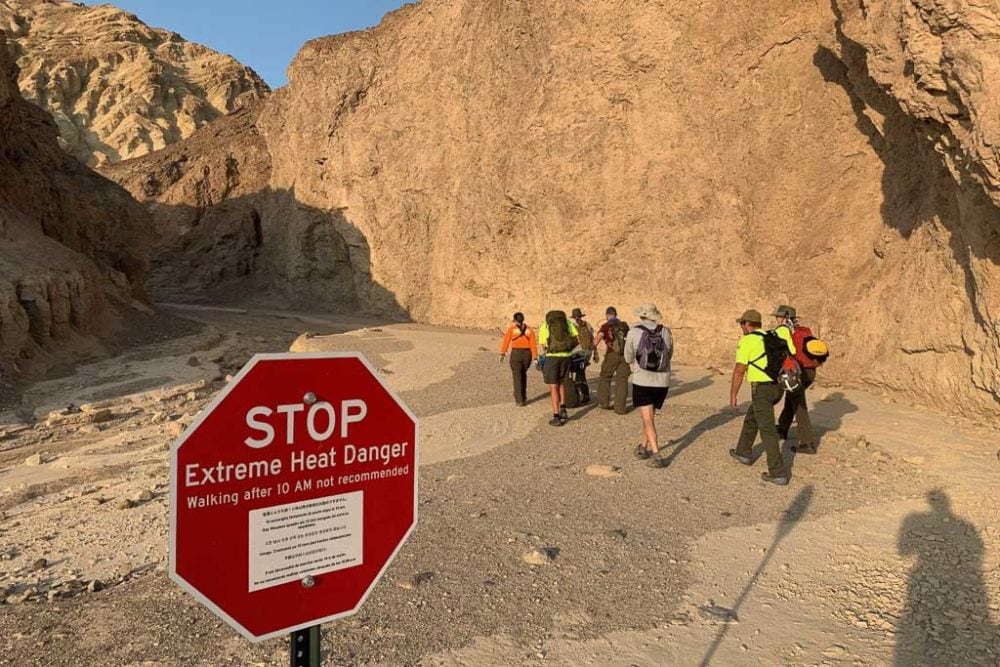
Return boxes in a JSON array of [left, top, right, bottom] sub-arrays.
[[792, 325, 820, 369]]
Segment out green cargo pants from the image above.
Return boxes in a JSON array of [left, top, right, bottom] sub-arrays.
[[597, 350, 630, 414], [735, 381, 787, 478]]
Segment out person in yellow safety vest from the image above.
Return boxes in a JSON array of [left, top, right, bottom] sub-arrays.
[[538, 311, 579, 426], [728, 308, 796, 486], [499, 312, 538, 406]]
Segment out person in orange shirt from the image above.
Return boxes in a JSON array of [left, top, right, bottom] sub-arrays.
[[500, 312, 539, 406]]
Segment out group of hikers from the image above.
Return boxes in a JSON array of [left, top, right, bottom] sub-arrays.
[[499, 303, 829, 481]]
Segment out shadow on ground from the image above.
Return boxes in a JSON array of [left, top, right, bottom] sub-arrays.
[[894, 490, 1000, 666]]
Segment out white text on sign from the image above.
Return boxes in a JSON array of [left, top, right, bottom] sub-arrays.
[[244, 399, 368, 448]]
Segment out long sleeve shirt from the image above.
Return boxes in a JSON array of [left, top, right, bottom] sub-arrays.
[[623, 320, 673, 388], [500, 323, 538, 359]]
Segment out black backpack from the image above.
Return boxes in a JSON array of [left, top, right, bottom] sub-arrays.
[[749, 330, 801, 391], [749, 330, 788, 381]]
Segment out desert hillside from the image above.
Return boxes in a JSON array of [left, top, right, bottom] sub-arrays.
[[106, 0, 1000, 419], [0, 0, 269, 166], [0, 31, 152, 386]]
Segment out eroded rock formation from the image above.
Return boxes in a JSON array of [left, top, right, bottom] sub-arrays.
[[0, 0, 269, 166], [0, 31, 151, 379], [107, 0, 1000, 418], [827, 0, 1000, 412]]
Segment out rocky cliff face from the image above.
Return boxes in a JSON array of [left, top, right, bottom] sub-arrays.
[[0, 30, 151, 381], [107, 0, 1000, 418], [826, 0, 1000, 413], [0, 0, 269, 167]]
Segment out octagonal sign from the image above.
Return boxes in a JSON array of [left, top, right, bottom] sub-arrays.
[[169, 352, 418, 641]]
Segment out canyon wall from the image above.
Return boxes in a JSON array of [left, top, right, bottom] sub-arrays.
[[107, 0, 1000, 417], [0, 0, 269, 167], [0, 31, 151, 377]]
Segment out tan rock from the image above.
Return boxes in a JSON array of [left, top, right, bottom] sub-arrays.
[[585, 465, 622, 479], [0, 0, 269, 167], [522, 548, 557, 566], [87, 409, 114, 424], [133, 489, 154, 503]]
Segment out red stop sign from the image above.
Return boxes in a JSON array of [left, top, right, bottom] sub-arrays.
[[169, 352, 418, 641]]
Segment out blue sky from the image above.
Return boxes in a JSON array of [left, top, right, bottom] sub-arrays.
[[87, 1, 411, 88]]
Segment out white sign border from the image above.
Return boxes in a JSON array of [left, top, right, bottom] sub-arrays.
[[168, 351, 420, 642]]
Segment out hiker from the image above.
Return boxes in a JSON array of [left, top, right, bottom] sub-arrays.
[[568, 307, 595, 406], [593, 306, 631, 413], [728, 309, 796, 486], [499, 312, 538, 406], [537, 309, 579, 426], [624, 303, 673, 467], [773, 305, 820, 453]]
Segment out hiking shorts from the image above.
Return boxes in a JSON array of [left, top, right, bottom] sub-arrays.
[[542, 356, 572, 385], [632, 384, 669, 410]]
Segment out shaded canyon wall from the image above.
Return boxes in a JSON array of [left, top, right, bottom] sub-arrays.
[[0, 31, 152, 378]]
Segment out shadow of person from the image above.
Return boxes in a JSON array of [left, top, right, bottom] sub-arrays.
[[782, 390, 859, 464], [524, 391, 549, 406], [667, 374, 714, 399], [809, 391, 859, 441], [662, 408, 742, 465], [895, 490, 1000, 666]]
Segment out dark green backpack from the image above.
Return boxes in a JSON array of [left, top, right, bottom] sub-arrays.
[[545, 310, 572, 353]]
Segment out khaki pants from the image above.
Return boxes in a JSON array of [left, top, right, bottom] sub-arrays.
[[735, 382, 786, 478], [597, 350, 630, 414]]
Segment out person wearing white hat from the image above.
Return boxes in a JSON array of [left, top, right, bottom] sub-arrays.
[[623, 303, 673, 468]]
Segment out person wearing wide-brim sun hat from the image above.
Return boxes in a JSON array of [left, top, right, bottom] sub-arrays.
[[623, 303, 673, 468]]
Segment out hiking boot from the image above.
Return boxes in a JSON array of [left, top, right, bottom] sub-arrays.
[[548, 415, 563, 427], [634, 444, 652, 460], [728, 449, 752, 466], [598, 403, 613, 410], [559, 406, 568, 421], [791, 443, 816, 454], [760, 472, 789, 486], [516, 401, 527, 407]]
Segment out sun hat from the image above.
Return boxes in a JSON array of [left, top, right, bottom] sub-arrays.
[[771, 305, 797, 319], [634, 303, 663, 322], [736, 309, 763, 325], [571, 308, 585, 319]]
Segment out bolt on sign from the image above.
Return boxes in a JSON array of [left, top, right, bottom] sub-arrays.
[[169, 352, 418, 642]]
